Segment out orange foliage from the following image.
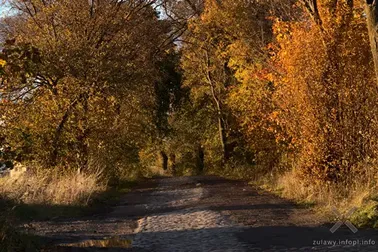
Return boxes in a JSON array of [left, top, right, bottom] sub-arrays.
[[271, 0, 378, 182]]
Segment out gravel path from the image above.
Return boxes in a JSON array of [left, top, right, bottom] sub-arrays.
[[132, 177, 246, 251], [24, 176, 378, 251]]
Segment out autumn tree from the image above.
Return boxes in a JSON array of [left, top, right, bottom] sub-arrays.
[[222, 0, 297, 173], [272, 0, 378, 182], [180, 0, 233, 164], [179, 0, 295, 171], [0, 0, 174, 175]]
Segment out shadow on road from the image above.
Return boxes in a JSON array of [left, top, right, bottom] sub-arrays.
[[7, 176, 378, 251]]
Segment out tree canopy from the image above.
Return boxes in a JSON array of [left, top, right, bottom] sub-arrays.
[[1, 0, 378, 186]]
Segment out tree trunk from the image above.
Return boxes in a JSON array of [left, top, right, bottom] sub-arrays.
[[217, 112, 228, 162], [78, 97, 90, 171], [196, 144, 205, 174], [50, 93, 87, 167], [51, 108, 72, 167], [169, 153, 176, 175], [204, 50, 229, 163], [365, 1, 378, 82], [160, 151, 168, 171]]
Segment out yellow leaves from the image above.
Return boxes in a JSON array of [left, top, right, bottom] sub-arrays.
[[269, 0, 378, 182], [0, 59, 6, 67], [270, 111, 279, 120], [273, 20, 292, 42]]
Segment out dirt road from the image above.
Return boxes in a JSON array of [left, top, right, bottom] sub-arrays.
[[29, 176, 378, 251]]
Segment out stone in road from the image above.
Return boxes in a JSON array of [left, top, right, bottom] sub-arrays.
[[28, 176, 378, 251]]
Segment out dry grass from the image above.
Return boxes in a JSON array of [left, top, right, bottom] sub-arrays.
[[275, 168, 378, 227], [0, 165, 107, 251], [63, 237, 131, 248], [0, 166, 106, 206], [277, 169, 371, 207]]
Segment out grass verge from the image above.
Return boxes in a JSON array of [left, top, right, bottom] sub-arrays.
[[272, 169, 378, 228], [0, 167, 107, 250]]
